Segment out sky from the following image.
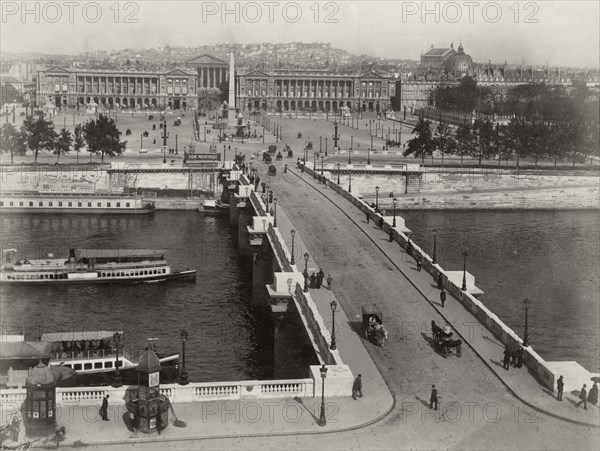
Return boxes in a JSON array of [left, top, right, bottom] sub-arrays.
[[1, 0, 599, 67]]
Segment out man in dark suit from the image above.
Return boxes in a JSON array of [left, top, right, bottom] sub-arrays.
[[100, 395, 110, 421], [556, 375, 564, 401], [440, 289, 446, 308], [576, 384, 587, 409], [430, 385, 439, 410]]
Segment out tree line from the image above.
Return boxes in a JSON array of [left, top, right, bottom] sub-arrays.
[[0, 113, 127, 165], [406, 81, 599, 168]]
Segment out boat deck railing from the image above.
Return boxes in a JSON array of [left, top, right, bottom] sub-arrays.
[[51, 345, 140, 364]]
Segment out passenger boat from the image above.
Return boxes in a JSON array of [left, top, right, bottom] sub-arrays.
[[0, 332, 179, 388], [198, 199, 229, 214], [0, 192, 155, 214], [0, 248, 196, 284]]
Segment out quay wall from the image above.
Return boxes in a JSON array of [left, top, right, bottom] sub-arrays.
[[305, 165, 561, 390]]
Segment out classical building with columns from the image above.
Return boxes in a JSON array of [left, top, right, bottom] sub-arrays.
[[237, 69, 395, 113], [36, 66, 198, 110]]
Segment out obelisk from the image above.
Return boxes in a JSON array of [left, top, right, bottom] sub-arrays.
[[227, 52, 236, 121]]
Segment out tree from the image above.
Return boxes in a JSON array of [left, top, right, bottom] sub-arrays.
[[433, 121, 456, 167], [476, 119, 496, 167], [73, 123, 85, 163], [0, 122, 27, 164], [21, 115, 57, 164], [404, 116, 434, 164], [455, 123, 476, 167], [54, 128, 72, 164], [83, 114, 126, 163]]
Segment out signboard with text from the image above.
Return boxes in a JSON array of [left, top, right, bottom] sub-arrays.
[[184, 153, 221, 162]]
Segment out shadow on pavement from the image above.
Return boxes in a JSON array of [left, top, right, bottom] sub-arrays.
[[293, 396, 319, 424]]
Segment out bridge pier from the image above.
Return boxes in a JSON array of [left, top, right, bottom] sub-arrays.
[[251, 239, 273, 305]]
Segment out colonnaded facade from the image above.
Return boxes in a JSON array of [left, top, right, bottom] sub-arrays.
[[36, 67, 198, 110], [237, 69, 395, 113]]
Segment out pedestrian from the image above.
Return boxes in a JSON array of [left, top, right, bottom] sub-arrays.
[[389, 229, 394, 242], [556, 375, 564, 401], [430, 385, 439, 410], [437, 273, 443, 289], [510, 348, 518, 367], [516, 347, 524, 368], [379, 216, 384, 230], [310, 273, 316, 289], [416, 256, 422, 271], [326, 274, 333, 290], [317, 268, 325, 288], [440, 289, 446, 308], [588, 382, 598, 405], [576, 384, 588, 409], [366, 212, 370, 224], [352, 374, 363, 400], [406, 239, 412, 256], [100, 394, 110, 421], [503, 347, 511, 370]]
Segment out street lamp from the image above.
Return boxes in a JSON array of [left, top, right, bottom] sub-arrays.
[[523, 298, 531, 347], [392, 198, 397, 227], [461, 250, 469, 291], [349, 136, 353, 164], [330, 300, 337, 350], [313, 153, 317, 179], [223, 145, 226, 168], [274, 197, 278, 227], [321, 156, 324, 176], [179, 329, 189, 385], [290, 229, 296, 265], [161, 119, 169, 163], [375, 186, 379, 211], [337, 163, 341, 184], [113, 332, 122, 388], [348, 171, 352, 193], [304, 252, 310, 293], [318, 364, 328, 426], [432, 231, 438, 265]]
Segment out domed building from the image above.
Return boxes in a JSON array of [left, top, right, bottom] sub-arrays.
[[444, 43, 474, 78]]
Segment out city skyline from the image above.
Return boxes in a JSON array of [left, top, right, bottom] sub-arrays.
[[0, 1, 599, 68]]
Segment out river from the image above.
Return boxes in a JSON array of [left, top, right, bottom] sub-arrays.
[[0, 211, 274, 382], [400, 210, 600, 373]]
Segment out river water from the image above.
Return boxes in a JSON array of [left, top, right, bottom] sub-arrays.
[[0, 212, 274, 382], [400, 210, 600, 373]]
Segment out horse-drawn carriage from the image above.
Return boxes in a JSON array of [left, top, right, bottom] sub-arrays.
[[263, 152, 272, 164], [275, 152, 283, 161], [268, 164, 277, 176], [362, 304, 388, 347], [431, 320, 462, 357]]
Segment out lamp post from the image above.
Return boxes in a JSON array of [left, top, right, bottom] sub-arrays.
[[375, 186, 379, 211], [113, 332, 122, 388], [175, 134, 178, 154], [330, 300, 337, 350], [321, 156, 324, 176], [461, 250, 469, 291], [290, 229, 296, 265], [337, 163, 341, 184], [179, 329, 189, 385], [392, 198, 397, 227], [432, 230, 438, 265], [273, 197, 278, 227], [348, 171, 352, 193], [140, 133, 143, 151], [161, 119, 169, 163], [313, 153, 317, 179], [320, 136, 322, 153], [325, 137, 328, 156], [304, 252, 309, 293], [367, 146, 371, 165], [523, 298, 531, 347], [318, 364, 328, 426]]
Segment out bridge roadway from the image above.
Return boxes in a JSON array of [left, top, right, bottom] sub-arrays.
[[68, 161, 600, 450]]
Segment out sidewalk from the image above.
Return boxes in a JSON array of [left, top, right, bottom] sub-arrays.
[[285, 166, 600, 429]]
